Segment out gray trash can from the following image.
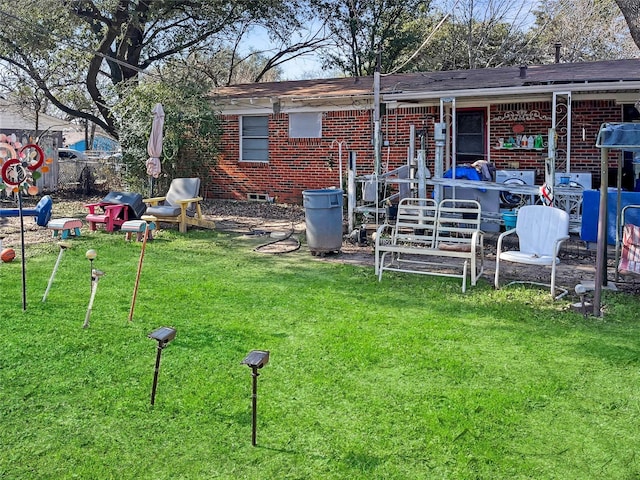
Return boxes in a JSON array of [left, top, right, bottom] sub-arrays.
[[303, 189, 344, 255]]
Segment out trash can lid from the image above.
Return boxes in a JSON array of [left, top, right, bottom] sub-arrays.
[[302, 188, 344, 195]]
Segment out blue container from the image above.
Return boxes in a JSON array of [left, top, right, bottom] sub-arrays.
[[502, 211, 518, 229], [303, 189, 344, 253], [581, 189, 640, 245]]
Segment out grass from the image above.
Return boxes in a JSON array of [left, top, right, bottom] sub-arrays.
[[1, 228, 640, 479]]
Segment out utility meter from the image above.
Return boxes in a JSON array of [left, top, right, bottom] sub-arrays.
[[434, 122, 446, 142]]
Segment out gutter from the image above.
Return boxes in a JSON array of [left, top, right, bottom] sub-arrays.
[[382, 80, 640, 102]]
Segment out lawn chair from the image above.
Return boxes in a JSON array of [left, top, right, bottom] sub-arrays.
[[617, 205, 640, 277], [85, 202, 129, 232], [143, 178, 214, 233], [494, 205, 570, 299], [85, 192, 145, 232]]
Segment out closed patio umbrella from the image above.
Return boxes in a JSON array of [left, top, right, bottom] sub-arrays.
[[146, 103, 164, 197]]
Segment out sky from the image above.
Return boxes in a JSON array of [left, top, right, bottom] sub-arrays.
[[279, 55, 327, 81], [242, 25, 329, 81], [242, 0, 543, 81]]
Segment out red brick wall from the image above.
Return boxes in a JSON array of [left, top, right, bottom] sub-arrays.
[[208, 101, 623, 204], [490, 101, 554, 176], [488, 100, 622, 185], [208, 110, 374, 204], [570, 100, 623, 176]]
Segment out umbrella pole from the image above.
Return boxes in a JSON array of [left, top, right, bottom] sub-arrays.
[[594, 147, 609, 316]]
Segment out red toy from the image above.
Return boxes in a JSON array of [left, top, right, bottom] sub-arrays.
[[1, 248, 16, 263]]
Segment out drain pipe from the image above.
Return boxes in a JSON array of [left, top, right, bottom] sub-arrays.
[[347, 151, 356, 232]]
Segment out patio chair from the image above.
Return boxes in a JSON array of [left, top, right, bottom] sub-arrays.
[[494, 205, 570, 299], [85, 202, 129, 232], [143, 178, 214, 233], [617, 205, 640, 276], [85, 191, 145, 232]]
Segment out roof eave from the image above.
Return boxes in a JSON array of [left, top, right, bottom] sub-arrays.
[[382, 80, 640, 102]]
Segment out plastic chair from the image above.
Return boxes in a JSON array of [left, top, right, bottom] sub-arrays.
[[85, 191, 146, 232], [618, 219, 640, 276], [615, 204, 640, 279], [85, 203, 129, 232], [494, 205, 570, 299]]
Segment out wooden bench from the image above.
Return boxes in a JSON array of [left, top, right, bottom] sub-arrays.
[[375, 198, 484, 292]]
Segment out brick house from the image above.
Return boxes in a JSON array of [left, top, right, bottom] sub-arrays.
[[210, 59, 640, 206]]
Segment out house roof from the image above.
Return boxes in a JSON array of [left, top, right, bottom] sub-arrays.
[[0, 99, 75, 132], [386, 59, 640, 95], [212, 58, 640, 105]]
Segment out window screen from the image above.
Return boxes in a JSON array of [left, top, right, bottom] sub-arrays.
[[456, 110, 485, 163], [289, 112, 322, 138], [241, 116, 268, 162]]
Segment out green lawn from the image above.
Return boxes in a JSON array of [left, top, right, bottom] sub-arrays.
[[1, 228, 639, 479]]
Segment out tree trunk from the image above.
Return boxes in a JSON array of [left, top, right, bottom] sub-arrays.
[[616, 0, 640, 48]]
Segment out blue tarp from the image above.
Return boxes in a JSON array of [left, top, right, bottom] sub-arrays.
[[581, 190, 640, 245], [596, 123, 640, 151], [443, 166, 482, 181], [443, 166, 486, 191]]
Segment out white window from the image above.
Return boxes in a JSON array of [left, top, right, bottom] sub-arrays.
[[289, 112, 322, 138], [240, 116, 268, 162]]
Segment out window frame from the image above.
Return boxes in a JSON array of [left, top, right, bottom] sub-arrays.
[[289, 112, 322, 138], [456, 108, 487, 164], [240, 115, 269, 163]]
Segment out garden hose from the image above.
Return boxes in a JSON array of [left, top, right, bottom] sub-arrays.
[[251, 224, 301, 254]]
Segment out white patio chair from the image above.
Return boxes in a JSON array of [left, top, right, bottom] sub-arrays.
[[494, 205, 570, 299]]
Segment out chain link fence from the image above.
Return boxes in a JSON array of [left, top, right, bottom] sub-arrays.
[[57, 155, 127, 194]]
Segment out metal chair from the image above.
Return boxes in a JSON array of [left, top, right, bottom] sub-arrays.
[[494, 205, 570, 299], [617, 205, 640, 277]]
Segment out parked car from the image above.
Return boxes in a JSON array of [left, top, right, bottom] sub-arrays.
[[58, 148, 87, 161]]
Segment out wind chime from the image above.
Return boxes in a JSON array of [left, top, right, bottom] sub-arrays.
[[0, 133, 52, 310]]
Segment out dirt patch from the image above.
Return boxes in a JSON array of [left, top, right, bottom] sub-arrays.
[[1, 194, 99, 248], [1, 193, 638, 294]]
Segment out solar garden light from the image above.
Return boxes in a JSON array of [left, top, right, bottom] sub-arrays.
[[148, 327, 177, 406], [42, 242, 71, 302], [82, 268, 104, 329], [241, 350, 270, 446], [575, 284, 592, 319], [85, 249, 97, 289]]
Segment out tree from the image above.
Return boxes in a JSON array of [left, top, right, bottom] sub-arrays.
[[0, 0, 319, 138], [403, 0, 541, 72], [170, 49, 283, 88], [530, 0, 638, 63], [0, 64, 50, 134], [615, 0, 640, 50], [314, 0, 432, 76], [111, 72, 220, 194]]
